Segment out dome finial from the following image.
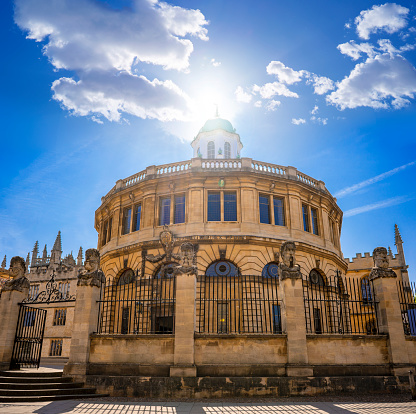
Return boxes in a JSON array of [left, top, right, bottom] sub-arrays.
[[214, 103, 219, 118]]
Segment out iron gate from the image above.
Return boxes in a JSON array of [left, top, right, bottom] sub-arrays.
[[10, 305, 47, 370]]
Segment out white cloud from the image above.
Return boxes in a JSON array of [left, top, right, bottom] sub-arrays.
[[327, 54, 416, 110], [307, 74, 335, 95], [292, 118, 306, 125], [253, 82, 299, 99], [310, 116, 327, 125], [52, 71, 192, 122], [311, 105, 319, 115], [337, 41, 376, 60], [254, 101, 262, 108], [210, 58, 221, 67], [344, 195, 412, 217], [266, 61, 305, 84], [265, 100, 281, 111], [235, 86, 253, 103], [14, 0, 209, 122], [335, 161, 415, 199], [355, 3, 409, 40]]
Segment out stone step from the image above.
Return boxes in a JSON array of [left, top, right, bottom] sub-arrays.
[[0, 394, 108, 403], [0, 370, 63, 378], [0, 375, 72, 384], [0, 387, 97, 397], [0, 381, 85, 390]]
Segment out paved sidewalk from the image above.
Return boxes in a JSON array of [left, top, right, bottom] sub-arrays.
[[0, 400, 415, 414]]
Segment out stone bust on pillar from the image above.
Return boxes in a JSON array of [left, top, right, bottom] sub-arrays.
[[2, 256, 30, 293], [278, 241, 301, 280], [369, 247, 396, 280], [77, 248, 104, 287]]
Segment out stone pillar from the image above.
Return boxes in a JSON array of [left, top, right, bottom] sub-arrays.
[[370, 247, 410, 376], [0, 289, 29, 370], [63, 249, 102, 382], [278, 242, 313, 377], [170, 271, 197, 377]]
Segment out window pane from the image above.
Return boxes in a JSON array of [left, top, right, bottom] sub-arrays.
[[273, 304, 282, 334], [122, 208, 132, 234], [224, 142, 231, 159], [302, 204, 310, 232], [224, 192, 237, 221], [259, 195, 270, 224], [108, 218, 112, 241], [217, 302, 228, 333], [273, 197, 285, 226], [311, 207, 319, 235], [160, 197, 171, 226], [133, 204, 141, 231], [207, 141, 215, 159], [174, 195, 185, 224], [102, 220, 108, 245], [208, 192, 221, 221]]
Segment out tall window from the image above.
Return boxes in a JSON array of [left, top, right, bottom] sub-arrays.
[[107, 218, 112, 241], [224, 142, 231, 159], [122, 207, 132, 234], [224, 192, 237, 221], [160, 197, 171, 226], [273, 197, 285, 226], [259, 195, 270, 224], [207, 141, 215, 159], [53, 309, 67, 326], [174, 195, 185, 224], [313, 308, 322, 334], [361, 276, 373, 303], [102, 221, 108, 246], [217, 302, 228, 333], [302, 204, 310, 232], [132, 204, 141, 232], [29, 284, 39, 299], [311, 207, 319, 235], [121, 307, 130, 334], [272, 304, 282, 334], [50, 339, 63, 356], [58, 282, 70, 297], [207, 192, 221, 221]]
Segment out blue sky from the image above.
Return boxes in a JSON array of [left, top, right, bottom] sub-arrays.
[[1, 0, 415, 278]]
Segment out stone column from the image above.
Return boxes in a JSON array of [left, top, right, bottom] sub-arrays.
[[278, 242, 313, 377], [370, 247, 410, 376], [63, 249, 102, 382], [0, 289, 29, 370], [170, 271, 197, 377]]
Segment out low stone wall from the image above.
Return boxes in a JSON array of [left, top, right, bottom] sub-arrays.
[[86, 375, 410, 398], [195, 335, 287, 376]]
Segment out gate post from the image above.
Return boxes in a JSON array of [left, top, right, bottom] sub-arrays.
[[370, 247, 411, 376], [0, 257, 30, 370], [63, 249, 102, 382], [278, 242, 313, 377]]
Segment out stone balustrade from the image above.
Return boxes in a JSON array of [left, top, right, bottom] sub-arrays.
[[101, 158, 329, 203]]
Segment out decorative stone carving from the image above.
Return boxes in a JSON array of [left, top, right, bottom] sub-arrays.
[[145, 226, 181, 265], [2, 256, 30, 292], [279, 241, 301, 280], [173, 243, 198, 276], [369, 247, 396, 280], [77, 249, 104, 287]]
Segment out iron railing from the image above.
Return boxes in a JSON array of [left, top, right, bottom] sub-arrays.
[[303, 275, 379, 335], [196, 275, 282, 334], [397, 280, 416, 336], [97, 273, 176, 335]]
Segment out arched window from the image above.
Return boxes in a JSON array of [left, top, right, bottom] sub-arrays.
[[224, 142, 231, 159], [207, 141, 215, 159], [309, 269, 325, 286], [262, 262, 279, 278], [154, 262, 179, 278], [118, 269, 135, 286], [206, 260, 239, 276], [361, 276, 373, 303]]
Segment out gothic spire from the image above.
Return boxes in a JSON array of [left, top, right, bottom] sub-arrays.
[[1, 255, 6, 269], [394, 224, 403, 245], [52, 231, 62, 252], [26, 252, 30, 269], [31, 241, 39, 267], [42, 244, 48, 259], [77, 246, 83, 266]]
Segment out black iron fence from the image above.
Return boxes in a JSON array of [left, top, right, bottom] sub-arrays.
[[97, 272, 176, 335], [10, 305, 47, 369], [196, 275, 282, 334], [303, 275, 379, 335], [397, 280, 416, 336]]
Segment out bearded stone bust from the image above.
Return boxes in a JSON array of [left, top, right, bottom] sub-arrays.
[[77, 248, 104, 287], [369, 247, 396, 280], [2, 256, 30, 293], [279, 241, 301, 280]]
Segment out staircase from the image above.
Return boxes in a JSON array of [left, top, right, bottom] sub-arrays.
[[0, 370, 107, 402]]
